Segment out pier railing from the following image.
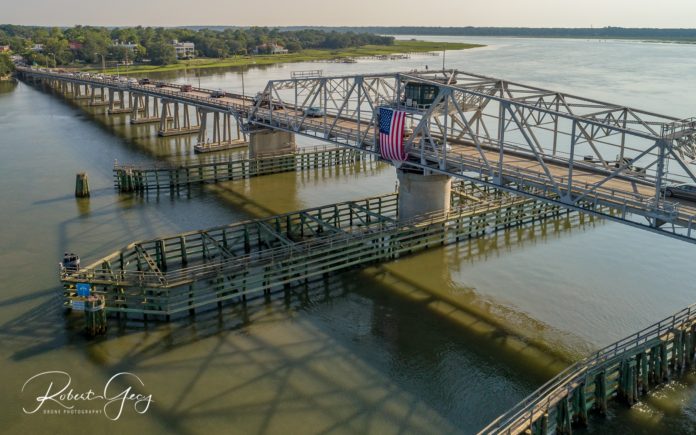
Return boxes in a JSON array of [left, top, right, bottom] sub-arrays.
[[480, 303, 696, 434], [61, 191, 526, 287], [113, 144, 376, 192]]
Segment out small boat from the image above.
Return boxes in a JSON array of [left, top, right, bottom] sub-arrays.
[[61, 252, 80, 270]]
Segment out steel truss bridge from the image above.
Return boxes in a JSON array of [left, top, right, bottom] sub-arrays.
[[18, 66, 696, 243]]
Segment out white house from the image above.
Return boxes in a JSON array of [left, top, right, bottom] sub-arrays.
[[112, 40, 139, 51], [172, 40, 195, 59]]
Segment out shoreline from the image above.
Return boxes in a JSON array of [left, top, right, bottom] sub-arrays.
[[83, 40, 483, 75]]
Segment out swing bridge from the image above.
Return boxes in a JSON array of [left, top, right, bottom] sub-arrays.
[[15, 65, 696, 434]]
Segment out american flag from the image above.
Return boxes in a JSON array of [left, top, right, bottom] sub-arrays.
[[379, 107, 408, 162]]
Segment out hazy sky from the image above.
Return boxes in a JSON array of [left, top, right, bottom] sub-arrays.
[[2, 0, 696, 28]]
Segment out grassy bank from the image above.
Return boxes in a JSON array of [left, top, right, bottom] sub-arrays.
[[84, 40, 483, 75]]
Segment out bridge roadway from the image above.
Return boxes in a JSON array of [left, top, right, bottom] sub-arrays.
[[18, 66, 696, 243]]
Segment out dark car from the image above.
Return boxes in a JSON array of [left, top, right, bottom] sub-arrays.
[[138, 78, 151, 85], [180, 84, 193, 92], [210, 90, 225, 98], [303, 106, 324, 117], [155, 81, 167, 88], [663, 184, 696, 201]]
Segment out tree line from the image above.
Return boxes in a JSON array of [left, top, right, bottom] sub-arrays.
[[281, 26, 696, 41], [0, 25, 394, 67]]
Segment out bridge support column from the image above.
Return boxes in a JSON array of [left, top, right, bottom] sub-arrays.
[[248, 129, 296, 158], [74, 83, 91, 99], [106, 90, 136, 115], [397, 169, 452, 221], [130, 95, 163, 124], [158, 101, 199, 136], [195, 111, 248, 153], [88, 86, 108, 106]]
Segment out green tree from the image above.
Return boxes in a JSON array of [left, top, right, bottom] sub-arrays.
[[44, 37, 70, 65], [285, 40, 302, 52], [0, 53, 14, 76], [148, 39, 176, 65], [78, 29, 111, 63]]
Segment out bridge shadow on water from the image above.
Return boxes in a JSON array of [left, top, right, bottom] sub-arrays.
[[0, 207, 613, 433]]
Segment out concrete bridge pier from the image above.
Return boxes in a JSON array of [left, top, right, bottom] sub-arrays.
[[195, 111, 248, 153], [88, 86, 108, 107], [158, 101, 200, 136], [108, 89, 138, 114], [73, 84, 90, 100], [130, 95, 165, 124], [397, 168, 452, 221], [248, 128, 296, 158]]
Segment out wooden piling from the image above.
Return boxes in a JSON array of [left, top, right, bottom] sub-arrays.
[[75, 172, 90, 198]]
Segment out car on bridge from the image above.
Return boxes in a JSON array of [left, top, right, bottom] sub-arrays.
[[210, 90, 226, 98], [303, 106, 324, 117], [138, 78, 151, 85], [180, 84, 193, 92], [663, 183, 696, 201]]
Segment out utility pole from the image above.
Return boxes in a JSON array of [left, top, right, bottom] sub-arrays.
[[95, 53, 105, 74], [241, 68, 245, 100], [442, 47, 446, 71]]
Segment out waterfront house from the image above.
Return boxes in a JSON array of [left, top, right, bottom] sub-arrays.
[[112, 40, 138, 51], [172, 40, 195, 59], [253, 43, 288, 55]]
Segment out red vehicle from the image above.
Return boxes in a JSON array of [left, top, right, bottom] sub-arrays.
[[180, 84, 193, 92]]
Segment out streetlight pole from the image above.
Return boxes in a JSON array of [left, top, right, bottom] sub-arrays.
[[241, 67, 245, 99], [95, 53, 105, 74]]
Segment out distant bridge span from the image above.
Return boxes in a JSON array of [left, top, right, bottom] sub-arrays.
[[18, 66, 696, 243]]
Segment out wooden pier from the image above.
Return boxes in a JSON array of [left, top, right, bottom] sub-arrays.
[[480, 305, 696, 435], [114, 145, 375, 192], [59, 182, 575, 320]]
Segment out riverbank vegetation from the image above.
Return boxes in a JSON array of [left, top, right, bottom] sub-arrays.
[[88, 40, 481, 75], [0, 25, 481, 75], [0, 53, 14, 79], [283, 26, 696, 43], [0, 25, 395, 67]]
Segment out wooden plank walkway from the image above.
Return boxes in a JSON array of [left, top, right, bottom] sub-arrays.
[[114, 145, 374, 192]]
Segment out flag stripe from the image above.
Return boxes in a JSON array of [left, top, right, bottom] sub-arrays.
[[379, 107, 407, 162]]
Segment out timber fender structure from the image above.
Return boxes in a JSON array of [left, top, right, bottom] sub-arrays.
[[59, 181, 573, 320], [481, 305, 696, 435]]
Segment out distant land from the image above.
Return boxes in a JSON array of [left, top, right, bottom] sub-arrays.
[[179, 26, 696, 42]]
